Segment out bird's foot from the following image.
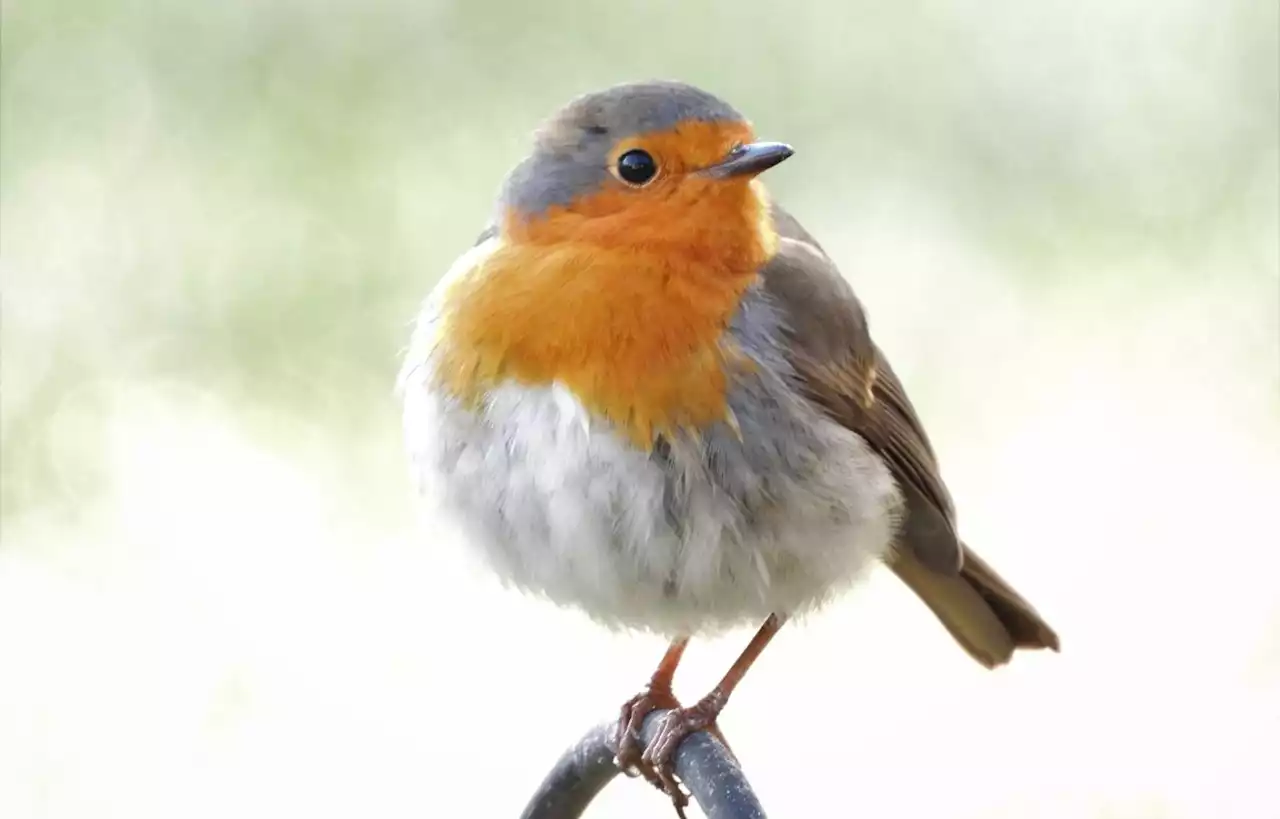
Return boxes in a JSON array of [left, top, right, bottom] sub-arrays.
[[643, 696, 725, 767], [631, 697, 729, 818], [614, 685, 686, 802]]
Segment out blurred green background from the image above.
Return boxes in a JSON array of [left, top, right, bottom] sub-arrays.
[[2, 1, 1278, 818]]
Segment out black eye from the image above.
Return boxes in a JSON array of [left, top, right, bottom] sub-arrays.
[[616, 149, 658, 186]]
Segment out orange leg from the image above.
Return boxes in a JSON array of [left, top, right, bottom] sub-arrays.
[[614, 637, 689, 785], [634, 615, 787, 816]]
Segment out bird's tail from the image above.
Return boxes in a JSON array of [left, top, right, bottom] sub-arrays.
[[888, 544, 1060, 669]]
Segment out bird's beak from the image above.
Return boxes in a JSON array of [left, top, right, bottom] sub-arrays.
[[700, 141, 794, 179]]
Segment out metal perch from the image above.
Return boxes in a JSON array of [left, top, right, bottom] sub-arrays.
[[519, 710, 767, 819]]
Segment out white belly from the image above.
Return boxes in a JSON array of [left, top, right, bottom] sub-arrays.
[[402, 375, 902, 637]]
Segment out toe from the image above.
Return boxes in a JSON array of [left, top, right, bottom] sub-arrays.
[[641, 707, 717, 769], [654, 763, 688, 811], [614, 688, 681, 773]]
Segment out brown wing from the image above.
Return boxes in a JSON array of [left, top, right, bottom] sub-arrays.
[[761, 207, 961, 574], [761, 204, 1060, 667]]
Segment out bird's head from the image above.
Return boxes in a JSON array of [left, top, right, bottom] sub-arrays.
[[498, 80, 792, 270]]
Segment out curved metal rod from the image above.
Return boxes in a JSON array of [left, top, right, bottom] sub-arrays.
[[519, 711, 767, 819]]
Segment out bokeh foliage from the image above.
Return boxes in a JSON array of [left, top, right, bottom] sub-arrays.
[[2, 0, 1277, 518]]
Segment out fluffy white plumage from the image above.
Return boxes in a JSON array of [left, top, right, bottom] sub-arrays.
[[399, 238, 903, 637]]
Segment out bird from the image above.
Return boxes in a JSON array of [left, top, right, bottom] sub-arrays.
[[398, 79, 1059, 814]]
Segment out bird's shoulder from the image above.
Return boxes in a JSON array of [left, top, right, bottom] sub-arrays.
[[758, 204, 963, 574]]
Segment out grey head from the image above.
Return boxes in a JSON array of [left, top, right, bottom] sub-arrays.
[[498, 80, 746, 219]]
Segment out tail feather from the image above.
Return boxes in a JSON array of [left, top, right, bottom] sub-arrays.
[[889, 543, 1060, 669]]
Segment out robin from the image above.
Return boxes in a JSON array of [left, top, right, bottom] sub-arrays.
[[399, 80, 1059, 814]]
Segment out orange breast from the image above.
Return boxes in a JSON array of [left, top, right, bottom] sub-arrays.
[[433, 185, 777, 448]]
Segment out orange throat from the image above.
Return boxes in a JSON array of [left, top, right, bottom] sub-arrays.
[[433, 182, 778, 448]]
